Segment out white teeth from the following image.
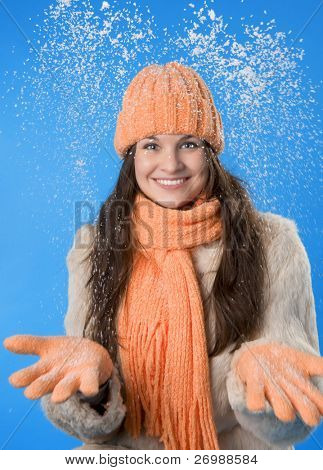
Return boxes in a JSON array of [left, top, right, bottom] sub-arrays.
[[156, 178, 186, 186]]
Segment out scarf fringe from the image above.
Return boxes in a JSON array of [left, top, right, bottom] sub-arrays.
[[118, 193, 222, 450]]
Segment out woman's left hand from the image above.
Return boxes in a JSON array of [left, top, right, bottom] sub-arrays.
[[232, 341, 323, 427]]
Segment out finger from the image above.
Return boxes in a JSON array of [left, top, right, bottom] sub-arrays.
[[51, 374, 81, 404], [284, 368, 323, 415], [3, 335, 47, 356], [24, 367, 62, 400], [245, 377, 266, 412], [264, 378, 296, 422], [277, 376, 320, 427], [79, 368, 100, 397], [9, 360, 50, 387]]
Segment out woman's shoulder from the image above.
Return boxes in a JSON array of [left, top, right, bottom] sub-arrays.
[[256, 210, 310, 268], [257, 210, 299, 239], [72, 223, 95, 248], [66, 223, 95, 267], [257, 210, 303, 246]]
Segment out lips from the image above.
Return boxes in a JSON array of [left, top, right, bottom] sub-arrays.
[[153, 177, 190, 189]]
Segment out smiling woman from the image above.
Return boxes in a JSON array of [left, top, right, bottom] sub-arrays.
[[134, 133, 209, 209], [4, 61, 323, 451]]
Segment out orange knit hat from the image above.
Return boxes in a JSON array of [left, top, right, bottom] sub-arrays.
[[114, 61, 224, 158]]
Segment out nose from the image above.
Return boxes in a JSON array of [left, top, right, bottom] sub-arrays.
[[159, 151, 185, 174]]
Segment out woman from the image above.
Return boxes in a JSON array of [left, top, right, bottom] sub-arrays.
[[4, 61, 323, 450]]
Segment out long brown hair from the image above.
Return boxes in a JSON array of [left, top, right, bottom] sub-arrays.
[[82, 141, 268, 362]]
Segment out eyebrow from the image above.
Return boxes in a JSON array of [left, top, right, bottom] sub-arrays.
[[142, 134, 196, 142]]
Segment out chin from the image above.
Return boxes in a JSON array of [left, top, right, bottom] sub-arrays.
[[157, 197, 195, 210], [141, 186, 199, 209]]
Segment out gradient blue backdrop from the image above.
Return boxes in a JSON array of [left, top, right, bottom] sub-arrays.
[[1, 0, 322, 450]]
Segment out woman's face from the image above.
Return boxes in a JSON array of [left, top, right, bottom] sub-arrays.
[[134, 134, 209, 209]]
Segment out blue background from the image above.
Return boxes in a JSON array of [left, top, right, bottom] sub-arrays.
[[1, 0, 322, 450]]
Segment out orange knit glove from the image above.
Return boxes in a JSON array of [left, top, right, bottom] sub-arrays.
[[232, 341, 323, 427], [3, 335, 113, 404]]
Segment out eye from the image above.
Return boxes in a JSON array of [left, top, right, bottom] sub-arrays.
[[181, 141, 198, 149], [143, 143, 158, 150]]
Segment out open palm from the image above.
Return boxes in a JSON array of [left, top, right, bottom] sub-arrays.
[[3, 335, 113, 404], [233, 341, 323, 427]]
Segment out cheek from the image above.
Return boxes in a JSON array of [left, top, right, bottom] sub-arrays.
[[135, 155, 155, 183], [189, 158, 208, 180]]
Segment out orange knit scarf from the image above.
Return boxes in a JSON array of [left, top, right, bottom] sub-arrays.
[[117, 191, 223, 450]]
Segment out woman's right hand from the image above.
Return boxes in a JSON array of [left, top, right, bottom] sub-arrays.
[[3, 335, 114, 404]]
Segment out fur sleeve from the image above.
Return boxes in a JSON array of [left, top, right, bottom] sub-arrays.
[[40, 224, 126, 444], [226, 213, 323, 447]]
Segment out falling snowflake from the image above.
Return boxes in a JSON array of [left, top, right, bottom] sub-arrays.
[[2, 0, 321, 242]]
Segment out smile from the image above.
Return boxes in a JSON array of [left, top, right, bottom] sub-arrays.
[[153, 177, 190, 189]]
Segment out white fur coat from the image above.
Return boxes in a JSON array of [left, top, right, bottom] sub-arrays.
[[41, 211, 323, 450]]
